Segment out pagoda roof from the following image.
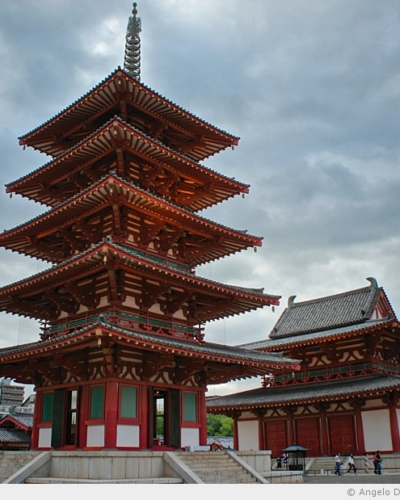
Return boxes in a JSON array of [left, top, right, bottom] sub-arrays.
[[0, 320, 299, 385], [267, 278, 395, 341], [10, 117, 247, 210], [206, 373, 400, 411], [0, 240, 280, 322], [0, 173, 262, 266], [18, 68, 239, 161], [240, 318, 399, 351]]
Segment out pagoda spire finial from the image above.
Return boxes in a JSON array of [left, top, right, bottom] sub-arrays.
[[124, 2, 142, 81]]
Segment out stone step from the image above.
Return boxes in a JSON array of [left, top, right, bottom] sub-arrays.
[[26, 477, 184, 484], [177, 450, 261, 484], [203, 478, 258, 484], [190, 465, 240, 472], [199, 472, 254, 480], [178, 453, 232, 460]]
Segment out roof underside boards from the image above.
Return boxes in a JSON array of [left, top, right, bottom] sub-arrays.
[[18, 69, 239, 162], [0, 240, 280, 322], [0, 174, 261, 266], [10, 118, 247, 211], [0, 321, 300, 385], [206, 374, 400, 411], [269, 284, 389, 340], [239, 318, 398, 351]]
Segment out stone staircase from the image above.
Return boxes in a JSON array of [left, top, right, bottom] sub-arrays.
[[306, 456, 345, 475], [176, 451, 262, 484]]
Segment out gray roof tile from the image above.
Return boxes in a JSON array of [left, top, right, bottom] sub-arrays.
[[268, 281, 389, 340], [240, 318, 394, 350], [0, 428, 30, 444], [206, 374, 400, 410]]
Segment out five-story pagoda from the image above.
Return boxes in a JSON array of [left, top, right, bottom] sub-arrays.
[[0, 4, 298, 450]]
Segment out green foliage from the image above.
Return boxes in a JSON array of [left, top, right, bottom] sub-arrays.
[[156, 409, 164, 436], [206, 413, 233, 436]]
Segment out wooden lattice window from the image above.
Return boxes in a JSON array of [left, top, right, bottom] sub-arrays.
[[183, 392, 197, 422], [90, 386, 104, 419], [42, 392, 54, 422], [120, 386, 137, 419]]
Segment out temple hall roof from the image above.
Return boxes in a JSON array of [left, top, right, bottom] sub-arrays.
[[206, 374, 400, 411], [0, 413, 33, 430], [0, 429, 31, 446], [267, 278, 394, 340], [240, 318, 398, 351]]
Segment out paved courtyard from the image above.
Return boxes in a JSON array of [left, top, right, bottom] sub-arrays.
[[304, 472, 400, 484]]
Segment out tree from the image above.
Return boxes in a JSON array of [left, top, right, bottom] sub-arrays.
[[206, 413, 233, 436]]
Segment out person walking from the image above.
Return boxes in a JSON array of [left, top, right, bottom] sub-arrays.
[[363, 453, 370, 473], [348, 454, 357, 474], [373, 451, 382, 475], [335, 453, 342, 476]]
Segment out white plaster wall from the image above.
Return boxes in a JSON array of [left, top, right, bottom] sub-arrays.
[[38, 427, 52, 448], [181, 427, 200, 447], [87, 424, 105, 447], [123, 296, 139, 309], [172, 309, 185, 320], [240, 411, 254, 419], [362, 409, 392, 451], [363, 399, 383, 409], [238, 420, 259, 451], [116, 424, 140, 447]]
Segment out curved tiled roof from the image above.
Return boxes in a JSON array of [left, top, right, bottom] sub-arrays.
[[0, 319, 300, 376], [11, 116, 246, 203], [206, 374, 400, 410], [268, 280, 391, 340], [0, 173, 262, 266], [0, 413, 33, 429], [18, 68, 239, 161], [0, 429, 30, 444], [240, 318, 396, 351], [0, 239, 280, 322]]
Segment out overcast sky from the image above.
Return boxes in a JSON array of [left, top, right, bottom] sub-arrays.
[[0, 0, 399, 396]]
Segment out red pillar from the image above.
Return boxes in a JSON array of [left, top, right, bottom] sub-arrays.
[[389, 401, 400, 452], [258, 413, 265, 450], [198, 390, 207, 445], [354, 405, 365, 454], [140, 385, 149, 449], [78, 384, 89, 449], [31, 390, 41, 450], [320, 411, 329, 456], [287, 407, 295, 445], [104, 381, 118, 449], [233, 413, 239, 450]]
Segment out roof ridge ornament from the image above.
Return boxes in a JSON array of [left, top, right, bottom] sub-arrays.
[[366, 276, 378, 289], [288, 295, 296, 308], [124, 3, 142, 81]]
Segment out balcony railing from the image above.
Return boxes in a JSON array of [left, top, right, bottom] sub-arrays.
[[264, 360, 400, 387], [40, 311, 204, 343]]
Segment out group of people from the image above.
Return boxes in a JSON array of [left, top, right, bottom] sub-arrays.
[[334, 451, 383, 475], [276, 453, 288, 469]]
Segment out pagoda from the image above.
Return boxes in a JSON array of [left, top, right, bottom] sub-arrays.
[[0, 4, 298, 451]]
